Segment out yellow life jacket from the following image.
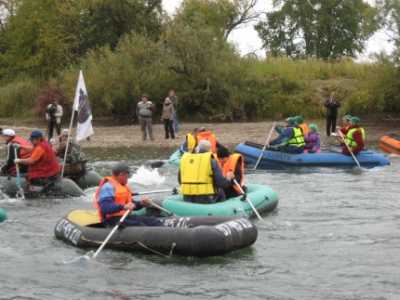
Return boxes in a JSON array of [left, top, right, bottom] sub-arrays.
[[180, 152, 215, 196], [287, 127, 305, 147], [345, 127, 366, 148], [186, 133, 197, 153]]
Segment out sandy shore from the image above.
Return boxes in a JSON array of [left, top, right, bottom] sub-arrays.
[[1, 119, 398, 151]]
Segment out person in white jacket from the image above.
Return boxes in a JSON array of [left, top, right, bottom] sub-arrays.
[[45, 100, 63, 141]]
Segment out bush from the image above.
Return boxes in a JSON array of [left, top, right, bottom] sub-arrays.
[[35, 80, 69, 118]]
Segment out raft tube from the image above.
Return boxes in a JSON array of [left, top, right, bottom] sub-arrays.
[[379, 134, 400, 155], [0, 176, 85, 198], [136, 184, 278, 218], [54, 210, 258, 257], [74, 170, 102, 189], [235, 141, 390, 169], [168, 150, 181, 166], [0, 208, 6, 223]]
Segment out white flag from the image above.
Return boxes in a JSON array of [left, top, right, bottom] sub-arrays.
[[73, 70, 94, 142]]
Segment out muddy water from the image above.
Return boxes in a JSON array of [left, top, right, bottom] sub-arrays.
[[0, 151, 399, 300]]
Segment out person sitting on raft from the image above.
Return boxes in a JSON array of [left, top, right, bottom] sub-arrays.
[[295, 115, 310, 137], [269, 117, 305, 154], [221, 153, 245, 198], [304, 124, 321, 153], [0, 129, 32, 176], [56, 129, 86, 177], [338, 114, 352, 135], [179, 140, 235, 204], [340, 116, 365, 156], [94, 162, 162, 227], [15, 130, 61, 189], [180, 127, 230, 158]]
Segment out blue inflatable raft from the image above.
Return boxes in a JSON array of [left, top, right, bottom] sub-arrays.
[[235, 142, 390, 169]]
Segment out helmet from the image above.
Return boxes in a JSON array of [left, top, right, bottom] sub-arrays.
[[350, 116, 360, 125], [309, 123, 319, 132], [286, 117, 296, 126], [295, 115, 304, 124], [112, 162, 130, 175]]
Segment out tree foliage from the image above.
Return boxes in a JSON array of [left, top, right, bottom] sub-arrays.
[[256, 0, 380, 59]]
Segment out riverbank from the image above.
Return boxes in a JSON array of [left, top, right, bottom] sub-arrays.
[[0, 119, 398, 160]]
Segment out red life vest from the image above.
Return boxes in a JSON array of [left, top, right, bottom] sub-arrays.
[[196, 131, 217, 153], [222, 153, 245, 194], [28, 141, 60, 180], [94, 176, 133, 221], [10, 136, 32, 159]]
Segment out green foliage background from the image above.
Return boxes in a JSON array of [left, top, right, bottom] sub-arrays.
[[0, 0, 399, 122]]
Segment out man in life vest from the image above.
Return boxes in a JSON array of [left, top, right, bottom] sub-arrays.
[[179, 140, 235, 204], [221, 153, 245, 198], [0, 129, 33, 176], [14, 130, 60, 186], [94, 162, 162, 226], [269, 117, 306, 154], [180, 127, 201, 153], [338, 114, 352, 135], [341, 116, 365, 155], [295, 115, 310, 137]]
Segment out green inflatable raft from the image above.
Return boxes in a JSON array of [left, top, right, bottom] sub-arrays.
[[168, 150, 181, 167], [0, 208, 7, 223], [136, 184, 278, 218]]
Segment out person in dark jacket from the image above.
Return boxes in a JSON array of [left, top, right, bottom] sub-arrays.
[[324, 92, 341, 137]]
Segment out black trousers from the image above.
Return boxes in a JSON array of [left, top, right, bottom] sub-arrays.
[[163, 119, 175, 139], [326, 115, 337, 137], [48, 119, 61, 140]]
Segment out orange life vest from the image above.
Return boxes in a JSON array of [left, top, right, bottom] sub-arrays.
[[222, 153, 244, 194], [94, 176, 133, 222], [10, 136, 32, 159], [196, 131, 217, 153], [299, 123, 310, 136], [28, 141, 60, 180]]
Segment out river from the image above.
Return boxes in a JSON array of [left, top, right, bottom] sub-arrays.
[[0, 154, 399, 300]]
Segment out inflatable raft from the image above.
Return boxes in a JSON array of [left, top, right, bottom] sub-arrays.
[[136, 184, 278, 218], [235, 142, 390, 169], [70, 170, 102, 189], [54, 210, 258, 257], [0, 176, 85, 198], [168, 150, 181, 166], [0, 208, 6, 223], [379, 134, 400, 155]]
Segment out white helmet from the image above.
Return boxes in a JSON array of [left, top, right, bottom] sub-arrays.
[[2, 129, 15, 137]]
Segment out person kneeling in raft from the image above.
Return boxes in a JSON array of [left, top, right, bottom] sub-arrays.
[[178, 140, 235, 204], [339, 116, 365, 156], [304, 124, 321, 153], [269, 117, 305, 154], [94, 162, 162, 227], [15, 130, 60, 190]]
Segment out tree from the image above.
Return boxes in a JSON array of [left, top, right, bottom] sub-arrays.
[[380, 0, 400, 60], [256, 0, 380, 59], [176, 0, 259, 40]]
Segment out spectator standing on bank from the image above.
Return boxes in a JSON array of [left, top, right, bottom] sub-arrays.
[[167, 89, 179, 133], [45, 100, 63, 141], [136, 94, 154, 141], [161, 97, 175, 139], [324, 92, 340, 137]]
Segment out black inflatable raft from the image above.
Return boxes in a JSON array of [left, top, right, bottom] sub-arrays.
[[54, 210, 258, 257]]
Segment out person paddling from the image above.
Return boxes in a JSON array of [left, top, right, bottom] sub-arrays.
[[178, 140, 235, 204], [94, 162, 163, 227], [269, 117, 305, 154], [340, 116, 365, 156], [15, 130, 60, 191], [0, 129, 32, 176]]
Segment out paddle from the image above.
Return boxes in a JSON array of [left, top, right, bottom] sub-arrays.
[[337, 130, 362, 170], [91, 208, 132, 259], [254, 122, 276, 170], [148, 201, 176, 216], [133, 188, 178, 196], [233, 179, 263, 221], [13, 146, 25, 200]]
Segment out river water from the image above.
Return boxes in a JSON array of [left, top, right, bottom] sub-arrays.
[[0, 154, 399, 300]]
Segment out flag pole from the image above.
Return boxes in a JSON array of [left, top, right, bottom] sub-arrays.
[[60, 109, 75, 178]]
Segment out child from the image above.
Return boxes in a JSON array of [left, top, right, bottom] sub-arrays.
[[304, 123, 321, 153]]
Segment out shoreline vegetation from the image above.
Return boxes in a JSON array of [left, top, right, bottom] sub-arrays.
[[0, 1, 399, 124]]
